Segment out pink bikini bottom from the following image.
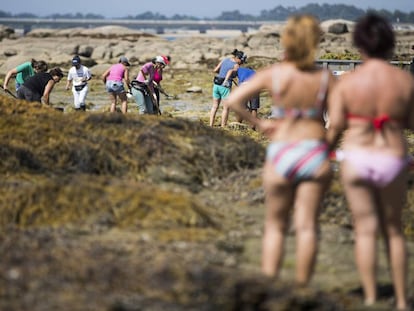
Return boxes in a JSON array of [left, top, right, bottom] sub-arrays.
[[342, 149, 408, 187]]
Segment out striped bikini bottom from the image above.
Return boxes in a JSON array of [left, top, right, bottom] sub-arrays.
[[266, 140, 328, 182]]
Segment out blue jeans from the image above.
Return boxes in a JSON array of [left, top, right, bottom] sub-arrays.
[[131, 88, 154, 114]]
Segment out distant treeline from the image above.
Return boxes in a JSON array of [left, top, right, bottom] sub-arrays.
[[1, 4, 414, 23]]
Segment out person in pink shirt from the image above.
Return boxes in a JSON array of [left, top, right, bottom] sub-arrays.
[[131, 56, 166, 114], [153, 55, 171, 107], [101, 56, 130, 114]]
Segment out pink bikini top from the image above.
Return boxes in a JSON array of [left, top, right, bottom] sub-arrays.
[[346, 114, 401, 130]]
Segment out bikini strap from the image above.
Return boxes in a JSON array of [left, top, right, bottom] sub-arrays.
[[272, 67, 281, 98], [315, 69, 329, 106]]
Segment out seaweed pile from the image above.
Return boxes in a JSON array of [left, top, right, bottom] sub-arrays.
[[0, 94, 413, 310], [0, 94, 262, 228]]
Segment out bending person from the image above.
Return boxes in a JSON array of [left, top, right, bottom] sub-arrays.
[[17, 67, 64, 105], [3, 59, 48, 92], [235, 61, 260, 129], [326, 13, 414, 310], [131, 56, 166, 115], [226, 14, 335, 286], [153, 55, 171, 106]]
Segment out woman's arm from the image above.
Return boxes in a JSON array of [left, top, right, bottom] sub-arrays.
[[3, 68, 18, 90], [42, 80, 56, 105], [65, 70, 72, 90], [406, 78, 414, 131], [124, 67, 130, 89], [223, 63, 240, 86], [84, 68, 92, 82], [213, 60, 223, 74], [325, 81, 347, 150], [101, 68, 110, 83]]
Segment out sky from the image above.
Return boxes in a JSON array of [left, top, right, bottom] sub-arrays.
[[2, 0, 414, 18]]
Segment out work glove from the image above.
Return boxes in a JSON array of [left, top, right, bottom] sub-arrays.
[[222, 80, 231, 88]]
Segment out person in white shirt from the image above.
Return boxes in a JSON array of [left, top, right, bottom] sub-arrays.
[[65, 55, 92, 111]]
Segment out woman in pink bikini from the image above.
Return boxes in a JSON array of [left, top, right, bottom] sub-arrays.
[[327, 13, 414, 310], [226, 14, 336, 286]]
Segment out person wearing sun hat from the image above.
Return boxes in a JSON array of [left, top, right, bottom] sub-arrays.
[[65, 55, 92, 111], [101, 56, 130, 114], [131, 56, 166, 115], [153, 55, 171, 108]]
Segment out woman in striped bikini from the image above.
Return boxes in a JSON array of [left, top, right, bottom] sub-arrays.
[[226, 14, 336, 285]]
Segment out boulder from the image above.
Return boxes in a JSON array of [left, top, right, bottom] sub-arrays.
[[328, 23, 349, 35], [89, 63, 110, 76], [321, 19, 354, 33], [0, 25, 14, 41], [80, 25, 156, 40], [78, 45, 94, 58], [26, 28, 56, 38]]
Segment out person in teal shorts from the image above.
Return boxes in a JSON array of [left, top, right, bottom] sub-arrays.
[[209, 49, 244, 127]]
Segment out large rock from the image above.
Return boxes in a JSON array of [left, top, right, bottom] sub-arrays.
[[321, 19, 355, 33], [0, 25, 14, 41], [328, 23, 349, 34], [80, 25, 156, 40]]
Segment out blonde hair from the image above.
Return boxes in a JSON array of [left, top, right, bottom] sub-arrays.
[[281, 14, 322, 70]]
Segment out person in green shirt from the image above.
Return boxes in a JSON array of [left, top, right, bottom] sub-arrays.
[[3, 59, 48, 92]]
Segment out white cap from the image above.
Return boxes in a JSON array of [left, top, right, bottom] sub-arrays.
[[155, 55, 166, 65]]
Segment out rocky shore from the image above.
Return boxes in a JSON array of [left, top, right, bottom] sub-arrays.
[[1, 21, 413, 77], [0, 21, 414, 311]]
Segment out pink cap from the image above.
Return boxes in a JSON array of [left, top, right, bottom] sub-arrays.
[[162, 55, 170, 65]]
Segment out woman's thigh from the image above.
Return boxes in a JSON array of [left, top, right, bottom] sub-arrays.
[[294, 178, 329, 229], [341, 161, 379, 231], [379, 168, 407, 230], [263, 161, 295, 223]]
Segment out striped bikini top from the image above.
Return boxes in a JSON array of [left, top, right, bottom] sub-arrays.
[[270, 69, 329, 119]]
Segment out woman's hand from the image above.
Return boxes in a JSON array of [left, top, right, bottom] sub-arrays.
[[257, 119, 279, 138]]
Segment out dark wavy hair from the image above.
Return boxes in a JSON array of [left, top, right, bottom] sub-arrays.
[[231, 49, 244, 60], [49, 67, 64, 78], [353, 13, 395, 60], [34, 60, 48, 72]]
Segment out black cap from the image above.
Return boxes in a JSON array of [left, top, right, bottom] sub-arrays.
[[72, 55, 81, 65]]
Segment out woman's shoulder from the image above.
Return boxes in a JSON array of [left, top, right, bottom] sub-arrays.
[[16, 61, 32, 70]]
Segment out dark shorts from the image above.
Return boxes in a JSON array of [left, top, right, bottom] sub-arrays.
[[17, 85, 41, 102], [245, 93, 260, 110]]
